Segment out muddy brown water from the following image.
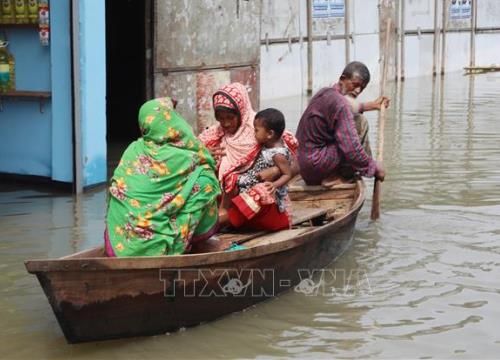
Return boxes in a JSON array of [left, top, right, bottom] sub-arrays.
[[1, 73, 500, 359]]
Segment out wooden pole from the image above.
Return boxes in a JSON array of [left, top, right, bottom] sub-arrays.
[[307, 0, 313, 95], [400, 0, 406, 80], [394, 0, 400, 81], [344, 0, 351, 65], [371, 17, 391, 221], [432, 0, 440, 76], [469, 0, 476, 68], [441, 0, 448, 75]]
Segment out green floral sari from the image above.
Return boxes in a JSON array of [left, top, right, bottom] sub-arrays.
[[105, 97, 221, 256]]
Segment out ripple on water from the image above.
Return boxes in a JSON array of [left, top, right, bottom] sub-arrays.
[[2, 73, 500, 358]]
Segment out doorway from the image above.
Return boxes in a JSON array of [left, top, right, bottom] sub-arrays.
[[105, 0, 152, 175]]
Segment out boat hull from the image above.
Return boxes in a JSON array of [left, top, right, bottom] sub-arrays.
[[27, 181, 365, 343]]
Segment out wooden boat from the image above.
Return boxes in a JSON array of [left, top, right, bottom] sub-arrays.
[[25, 179, 366, 343]]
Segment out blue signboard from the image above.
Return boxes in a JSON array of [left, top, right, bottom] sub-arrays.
[[313, 0, 345, 19], [450, 0, 472, 20]]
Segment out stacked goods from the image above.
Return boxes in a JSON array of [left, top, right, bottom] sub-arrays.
[[0, 40, 15, 92]]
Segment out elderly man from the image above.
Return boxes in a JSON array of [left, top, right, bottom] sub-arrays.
[[296, 61, 388, 185]]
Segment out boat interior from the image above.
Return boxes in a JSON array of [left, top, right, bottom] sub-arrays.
[[60, 180, 360, 259]]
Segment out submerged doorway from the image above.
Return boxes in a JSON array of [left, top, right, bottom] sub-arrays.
[[105, 0, 152, 176]]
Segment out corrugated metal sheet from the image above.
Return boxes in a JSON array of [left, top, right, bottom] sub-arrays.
[[260, 0, 391, 98], [445, 32, 471, 71], [405, 0, 435, 30], [477, 0, 500, 28], [475, 34, 500, 65], [153, 0, 261, 133], [155, 0, 260, 69], [261, 0, 304, 39], [352, 0, 379, 34], [398, 0, 500, 78], [404, 35, 434, 78], [155, 66, 259, 133], [152, 0, 500, 105], [313, 40, 345, 89], [313, 13, 345, 36], [260, 43, 306, 99], [261, 0, 347, 39], [351, 0, 381, 81]]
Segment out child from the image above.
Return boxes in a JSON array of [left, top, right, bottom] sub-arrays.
[[224, 108, 294, 231]]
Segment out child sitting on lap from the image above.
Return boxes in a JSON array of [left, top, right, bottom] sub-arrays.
[[224, 108, 294, 231]]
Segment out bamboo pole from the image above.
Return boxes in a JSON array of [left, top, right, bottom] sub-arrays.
[[395, 0, 400, 81], [469, 0, 476, 68], [307, 0, 313, 95], [400, 0, 406, 80], [441, 0, 448, 75], [344, 0, 350, 65], [432, 0, 440, 76], [371, 17, 391, 221]]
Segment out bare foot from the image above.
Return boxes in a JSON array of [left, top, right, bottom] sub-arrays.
[[321, 175, 354, 188]]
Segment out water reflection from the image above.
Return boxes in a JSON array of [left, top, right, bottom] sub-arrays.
[[1, 73, 500, 358]]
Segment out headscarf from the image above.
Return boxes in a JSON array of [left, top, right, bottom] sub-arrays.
[[199, 83, 299, 193], [198, 83, 258, 181], [106, 97, 221, 256]]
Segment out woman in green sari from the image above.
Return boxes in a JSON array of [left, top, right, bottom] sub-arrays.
[[105, 97, 221, 257]]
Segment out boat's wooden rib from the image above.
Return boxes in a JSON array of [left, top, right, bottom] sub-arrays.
[[25, 179, 366, 343]]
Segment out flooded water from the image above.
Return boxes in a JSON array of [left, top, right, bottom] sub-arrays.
[[2, 73, 500, 359]]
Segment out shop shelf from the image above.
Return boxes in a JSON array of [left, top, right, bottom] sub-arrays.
[[0, 90, 52, 113], [0, 23, 38, 28]]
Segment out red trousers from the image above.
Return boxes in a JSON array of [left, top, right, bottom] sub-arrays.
[[228, 203, 290, 231]]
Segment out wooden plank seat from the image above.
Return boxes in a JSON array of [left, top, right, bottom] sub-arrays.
[[240, 228, 310, 248], [190, 207, 328, 254]]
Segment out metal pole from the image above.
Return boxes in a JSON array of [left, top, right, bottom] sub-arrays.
[[307, 0, 313, 95], [71, 0, 83, 194], [344, 0, 350, 65], [432, 0, 440, 76], [400, 0, 406, 80], [441, 0, 448, 75], [469, 0, 476, 67]]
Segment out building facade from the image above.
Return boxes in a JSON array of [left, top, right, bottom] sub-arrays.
[[1, 0, 499, 191]]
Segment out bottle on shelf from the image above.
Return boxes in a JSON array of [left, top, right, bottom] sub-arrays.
[[1, 0, 15, 24], [38, 0, 49, 46], [27, 0, 37, 24], [0, 40, 15, 92], [38, 0, 47, 25], [14, 0, 29, 24]]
